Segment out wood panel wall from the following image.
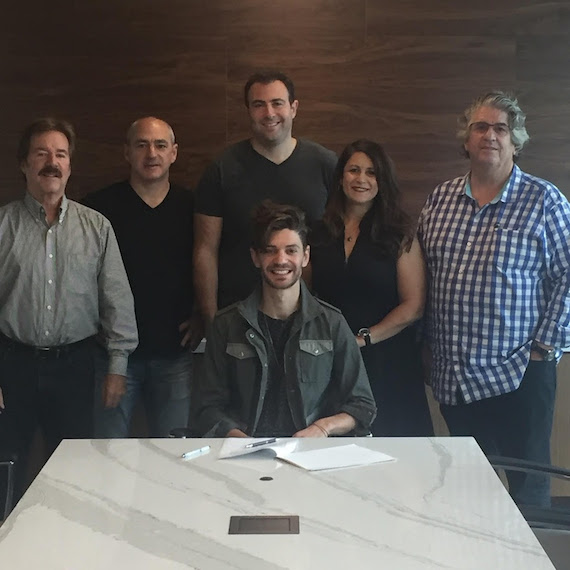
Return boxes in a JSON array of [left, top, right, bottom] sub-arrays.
[[1, 1, 569, 216], [2, 1, 570, 477]]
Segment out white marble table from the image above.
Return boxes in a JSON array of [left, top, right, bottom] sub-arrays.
[[0, 437, 554, 569]]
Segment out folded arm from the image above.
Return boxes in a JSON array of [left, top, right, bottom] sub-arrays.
[[190, 315, 247, 437], [356, 237, 426, 347]]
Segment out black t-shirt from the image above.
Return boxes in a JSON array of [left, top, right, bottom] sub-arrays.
[[195, 139, 337, 307], [83, 181, 194, 357], [254, 311, 297, 437]]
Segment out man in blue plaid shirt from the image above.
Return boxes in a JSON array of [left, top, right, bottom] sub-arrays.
[[418, 92, 570, 507]]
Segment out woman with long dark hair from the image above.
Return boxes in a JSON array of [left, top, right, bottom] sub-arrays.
[[309, 139, 433, 436]]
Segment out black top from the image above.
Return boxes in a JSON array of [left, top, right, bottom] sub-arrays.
[[310, 216, 399, 334], [310, 215, 433, 437], [194, 139, 337, 307], [83, 181, 194, 357], [254, 311, 297, 437]]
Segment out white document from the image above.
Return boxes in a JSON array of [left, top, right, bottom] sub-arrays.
[[219, 440, 395, 471], [278, 444, 395, 471], [219, 438, 298, 459]]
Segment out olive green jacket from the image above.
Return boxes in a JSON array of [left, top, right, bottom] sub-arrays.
[[192, 282, 376, 437]]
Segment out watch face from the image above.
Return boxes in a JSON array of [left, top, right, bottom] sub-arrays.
[[544, 350, 556, 362], [358, 328, 371, 346], [533, 343, 556, 361]]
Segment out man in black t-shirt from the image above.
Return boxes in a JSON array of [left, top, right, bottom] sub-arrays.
[[84, 117, 200, 437], [193, 71, 337, 321]]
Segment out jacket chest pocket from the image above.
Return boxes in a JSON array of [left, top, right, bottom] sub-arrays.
[[298, 340, 334, 383], [226, 343, 257, 360], [226, 342, 259, 379]]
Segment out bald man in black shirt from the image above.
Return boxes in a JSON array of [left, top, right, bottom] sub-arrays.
[[84, 117, 200, 437]]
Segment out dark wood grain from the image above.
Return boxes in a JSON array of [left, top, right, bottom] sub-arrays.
[[1, 0, 570, 489], [0, 1, 568, 206]]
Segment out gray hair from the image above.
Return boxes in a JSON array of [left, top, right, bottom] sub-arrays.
[[457, 91, 530, 159]]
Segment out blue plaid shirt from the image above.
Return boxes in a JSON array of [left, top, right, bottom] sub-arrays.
[[418, 165, 570, 405]]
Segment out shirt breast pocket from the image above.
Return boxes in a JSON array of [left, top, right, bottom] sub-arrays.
[[298, 340, 334, 383], [65, 253, 99, 295], [495, 229, 540, 273]]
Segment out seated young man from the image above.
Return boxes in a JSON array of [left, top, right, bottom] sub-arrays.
[[192, 200, 376, 438]]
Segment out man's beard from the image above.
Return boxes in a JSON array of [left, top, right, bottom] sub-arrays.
[[261, 264, 301, 290]]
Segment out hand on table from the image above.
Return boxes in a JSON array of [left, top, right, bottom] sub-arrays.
[[293, 423, 328, 438], [226, 428, 248, 438]]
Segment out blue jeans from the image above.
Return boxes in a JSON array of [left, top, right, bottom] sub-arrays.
[[94, 349, 192, 438], [440, 360, 557, 507]]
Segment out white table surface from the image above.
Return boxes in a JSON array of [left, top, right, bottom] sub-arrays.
[[0, 437, 554, 569]]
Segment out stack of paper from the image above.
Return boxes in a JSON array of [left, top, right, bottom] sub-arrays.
[[219, 439, 395, 471], [278, 444, 395, 471]]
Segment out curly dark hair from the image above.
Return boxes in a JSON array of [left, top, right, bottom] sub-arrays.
[[322, 139, 412, 258], [250, 200, 308, 251]]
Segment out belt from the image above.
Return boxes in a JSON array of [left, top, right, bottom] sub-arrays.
[[0, 333, 94, 359]]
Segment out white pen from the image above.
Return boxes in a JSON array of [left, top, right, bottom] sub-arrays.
[[181, 445, 211, 461]]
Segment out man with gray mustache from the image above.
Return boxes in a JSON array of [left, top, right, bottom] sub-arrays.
[[0, 118, 137, 506]]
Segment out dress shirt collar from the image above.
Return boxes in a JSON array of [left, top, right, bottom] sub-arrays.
[[24, 192, 69, 225], [463, 166, 520, 205]]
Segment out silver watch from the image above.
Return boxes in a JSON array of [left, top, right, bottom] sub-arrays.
[[357, 328, 371, 347], [531, 342, 556, 361]]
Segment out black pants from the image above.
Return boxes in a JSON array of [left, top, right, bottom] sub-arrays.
[[440, 360, 557, 507], [0, 340, 95, 507]]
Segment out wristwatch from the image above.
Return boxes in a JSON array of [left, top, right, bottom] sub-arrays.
[[357, 328, 372, 347], [531, 341, 556, 362]]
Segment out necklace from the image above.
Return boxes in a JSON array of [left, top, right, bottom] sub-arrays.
[[344, 229, 360, 243], [344, 221, 360, 243], [261, 312, 290, 368], [263, 313, 279, 361]]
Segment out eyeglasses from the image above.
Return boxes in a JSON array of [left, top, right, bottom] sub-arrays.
[[468, 121, 510, 136]]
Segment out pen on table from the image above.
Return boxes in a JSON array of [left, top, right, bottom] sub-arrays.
[[245, 438, 277, 449], [181, 445, 211, 460]]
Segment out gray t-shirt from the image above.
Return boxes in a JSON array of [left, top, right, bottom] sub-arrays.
[[195, 139, 337, 307]]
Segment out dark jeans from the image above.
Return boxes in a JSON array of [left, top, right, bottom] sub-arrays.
[[0, 340, 95, 506], [440, 360, 557, 507], [94, 349, 192, 438]]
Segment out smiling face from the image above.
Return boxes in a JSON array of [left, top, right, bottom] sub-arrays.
[[124, 117, 178, 184], [464, 105, 515, 172], [247, 81, 298, 147], [251, 228, 309, 291], [21, 130, 71, 202], [342, 151, 379, 208]]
